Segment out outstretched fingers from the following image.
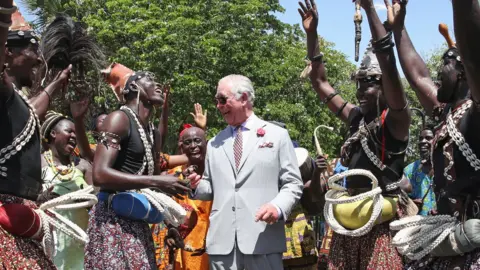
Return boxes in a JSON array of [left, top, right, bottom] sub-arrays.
[[299, 1, 308, 14]]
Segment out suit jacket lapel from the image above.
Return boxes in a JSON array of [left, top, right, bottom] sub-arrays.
[[220, 128, 236, 172], [237, 119, 266, 173]]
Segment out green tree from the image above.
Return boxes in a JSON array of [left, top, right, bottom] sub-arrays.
[[23, 0, 358, 157]]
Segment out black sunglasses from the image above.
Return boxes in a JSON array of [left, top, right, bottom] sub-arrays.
[[214, 96, 229, 105]]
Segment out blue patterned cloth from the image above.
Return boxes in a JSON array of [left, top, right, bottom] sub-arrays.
[[404, 160, 436, 216]]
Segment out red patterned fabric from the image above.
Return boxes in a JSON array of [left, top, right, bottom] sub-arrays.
[[84, 201, 157, 269], [0, 194, 55, 270], [328, 222, 403, 270]]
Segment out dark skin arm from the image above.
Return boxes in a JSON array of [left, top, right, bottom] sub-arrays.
[[298, 0, 355, 123], [93, 111, 189, 193], [388, 0, 440, 116], [0, 1, 13, 98], [77, 158, 93, 186], [310, 155, 328, 202], [71, 99, 94, 162], [452, 0, 480, 102], [29, 65, 72, 121], [362, 0, 411, 141], [156, 85, 170, 152]]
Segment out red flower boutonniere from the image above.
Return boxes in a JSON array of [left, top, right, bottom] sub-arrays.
[[257, 128, 266, 137]]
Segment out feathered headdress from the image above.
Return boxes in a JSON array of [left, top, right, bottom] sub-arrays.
[[39, 14, 105, 91]]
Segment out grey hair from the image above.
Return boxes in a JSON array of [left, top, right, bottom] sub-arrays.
[[219, 74, 255, 105]]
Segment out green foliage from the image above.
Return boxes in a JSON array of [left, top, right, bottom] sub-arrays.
[[22, 0, 445, 163], [23, 0, 357, 157]]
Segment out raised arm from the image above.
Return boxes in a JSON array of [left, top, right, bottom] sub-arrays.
[[452, 0, 480, 102], [93, 111, 188, 194], [363, 0, 410, 141], [299, 0, 355, 123], [70, 98, 95, 162], [156, 85, 170, 152], [388, 0, 440, 116]]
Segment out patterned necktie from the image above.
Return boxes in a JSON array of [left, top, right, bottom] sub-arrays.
[[233, 126, 243, 169]]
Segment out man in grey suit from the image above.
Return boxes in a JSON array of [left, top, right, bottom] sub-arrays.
[[188, 74, 303, 270]]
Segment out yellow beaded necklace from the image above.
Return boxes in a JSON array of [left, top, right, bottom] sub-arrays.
[[44, 149, 76, 181]]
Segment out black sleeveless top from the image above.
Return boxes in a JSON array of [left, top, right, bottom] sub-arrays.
[[433, 103, 480, 216], [343, 107, 408, 195], [112, 110, 155, 175], [0, 90, 42, 200]]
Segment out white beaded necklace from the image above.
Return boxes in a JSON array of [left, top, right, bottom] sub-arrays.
[[432, 100, 480, 181], [120, 106, 155, 176], [0, 84, 41, 177]]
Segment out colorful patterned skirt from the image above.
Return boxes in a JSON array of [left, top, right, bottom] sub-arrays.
[[84, 201, 156, 269], [327, 222, 403, 270], [283, 205, 318, 270], [405, 249, 480, 269], [0, 194, 56, 270]]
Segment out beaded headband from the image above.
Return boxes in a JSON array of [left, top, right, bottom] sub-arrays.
[[40, 111, 69, 143]]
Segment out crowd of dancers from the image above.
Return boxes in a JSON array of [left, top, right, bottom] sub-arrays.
[[1, 0, 480, 269]]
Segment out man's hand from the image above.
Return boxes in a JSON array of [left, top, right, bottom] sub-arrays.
[[51, 64, 72, 95], [165, 227, 184, 249], [298, 0, 318, 33], [314, 155, 328, 173], [70, 98, 89, 120], [190, 103, 207, 130], [384, 0, 408, 31], [187, 173, 202, 189], [255, 203, 280, 225]]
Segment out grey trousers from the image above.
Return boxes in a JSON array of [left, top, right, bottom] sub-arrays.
[[209, 244, 283, 270]]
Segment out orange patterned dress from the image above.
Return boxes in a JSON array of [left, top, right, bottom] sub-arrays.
[[152, 166, 212, 270]]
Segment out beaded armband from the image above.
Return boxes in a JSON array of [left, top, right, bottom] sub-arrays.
[[96, 132, 121, 150], [156, 152, 170, 171]]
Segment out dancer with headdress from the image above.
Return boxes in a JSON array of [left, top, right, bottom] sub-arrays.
[[0, 3, 71, 269], [388, 0, 480, 268], [38, 111, 92, 269], [84, 62, 190, 269], [387, 0, 469, 123], [298, 0, 412, 268], [401, 109, 436, 216]]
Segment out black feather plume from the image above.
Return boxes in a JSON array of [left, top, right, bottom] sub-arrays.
[[38, 13, 106, 93]]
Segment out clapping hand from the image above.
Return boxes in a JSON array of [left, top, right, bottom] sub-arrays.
[[298, 0, 318, 33], [190, 103, 207, 130], [255, 203, 280, 225]]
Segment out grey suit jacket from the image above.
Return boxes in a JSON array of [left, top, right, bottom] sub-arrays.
[[193, 115, 303, 255]]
